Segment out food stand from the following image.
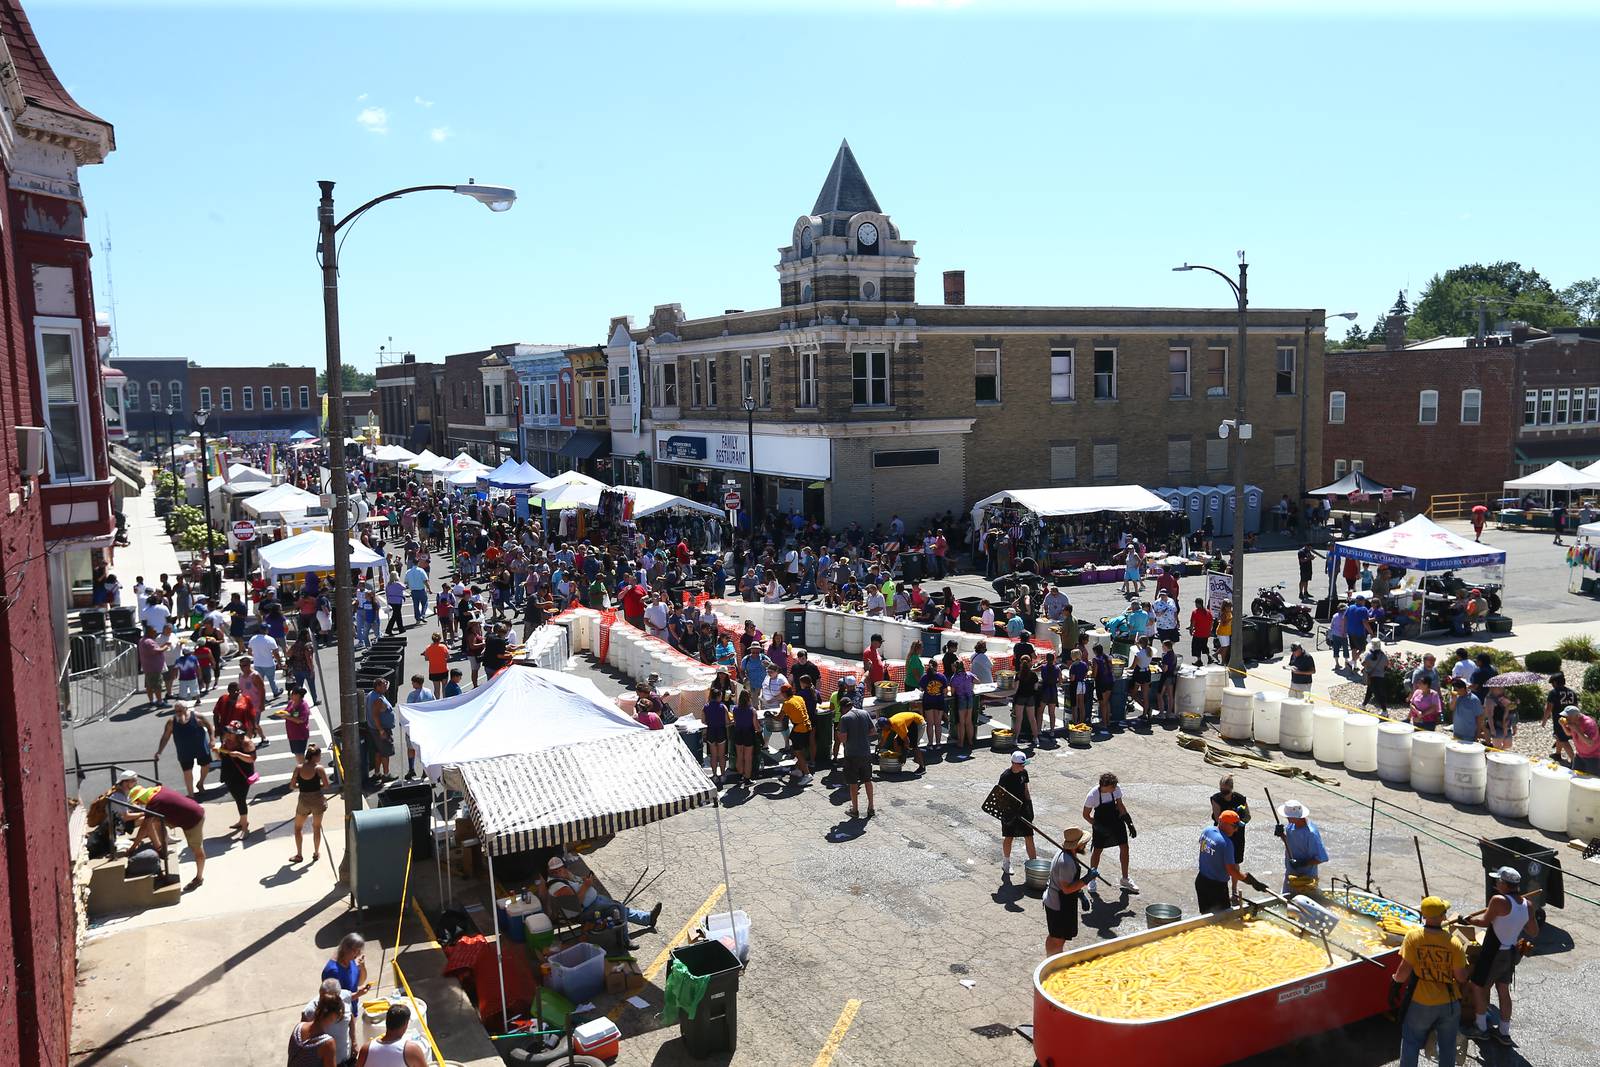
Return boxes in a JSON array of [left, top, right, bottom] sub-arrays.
[[1500, 462, 1600, 530], [1329, 515, 1507, 636], [967, 485, 1181, 584]]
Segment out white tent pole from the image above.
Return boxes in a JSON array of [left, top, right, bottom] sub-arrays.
[[487, 846, 509, 1032], [432, 782, 443, 905], [711, 792, 738, 958]]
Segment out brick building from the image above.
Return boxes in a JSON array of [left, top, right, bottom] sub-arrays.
[[375, 355, 445, 451], [339, 389, 378, 442], [607, 141, 1324, 527], [188, 364, 318, 443], [1514, 327, 1600, 473], [442, 347, 493, 460], [0, 3, 115, 1065], [108, 355, 189, 446]]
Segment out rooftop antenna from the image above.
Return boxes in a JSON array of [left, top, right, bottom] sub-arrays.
[[101, 218, 121, 357]]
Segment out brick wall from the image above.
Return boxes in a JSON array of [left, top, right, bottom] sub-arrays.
[[1324, 345, 1517, 503], [830, 432, 968, 528], [189, 365, 318, 435]]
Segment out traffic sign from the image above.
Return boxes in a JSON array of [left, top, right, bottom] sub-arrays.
[[232, 519, 257, 543], [723, 490, 741, 511]]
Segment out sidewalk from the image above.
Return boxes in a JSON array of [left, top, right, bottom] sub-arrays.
[[107, 465, 249, 609]]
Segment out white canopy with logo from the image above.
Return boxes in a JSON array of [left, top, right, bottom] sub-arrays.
[[255, 529, 388, 581]]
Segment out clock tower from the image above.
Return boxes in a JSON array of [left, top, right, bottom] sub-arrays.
[[777, 140, 917, 307]]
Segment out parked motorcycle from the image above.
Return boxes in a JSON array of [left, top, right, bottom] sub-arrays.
[[1251, 583, 1313, 634]]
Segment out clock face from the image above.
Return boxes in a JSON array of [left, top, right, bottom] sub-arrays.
[[857, 222, 878, 247], [799, 226, 813, 255]]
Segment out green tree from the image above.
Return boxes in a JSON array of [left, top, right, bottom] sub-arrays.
[[1560, 278, 1600, 325], [1409, 261, 1576, 338], [316, 365, 377, 392]]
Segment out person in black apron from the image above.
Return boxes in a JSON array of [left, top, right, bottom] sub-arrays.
[[997, 752, 1036, 879], [1082, 772, 1138, 894], [1209, 775, 1251, 902]]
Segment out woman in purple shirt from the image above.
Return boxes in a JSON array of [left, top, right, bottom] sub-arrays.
[[949, 661, 975, 756], [1068, 651, 1091, 726], [730, 690, 758, 786]]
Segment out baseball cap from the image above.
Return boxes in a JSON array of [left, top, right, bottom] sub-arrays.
[[1492, 866, 1521, 886], [1010, 752, 1027, 765], [546, 856, 564, 872], [1419, 896, 1450, 918], [1217, 810, 1241, 826], [116, 768, 138, 784]]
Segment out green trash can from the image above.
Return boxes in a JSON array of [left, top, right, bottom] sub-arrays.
[[671, 939, 742, 1056]]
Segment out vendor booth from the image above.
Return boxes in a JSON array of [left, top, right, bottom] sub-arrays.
[[1570, 521, 1600, 597], [1501, 462, 1600, 530], [482, 458, 549, 489], [968, 484, 1184, 582], [255, 529, 388, 583], [1329, 514, 1507, 636], [241, 482, 323, 521]]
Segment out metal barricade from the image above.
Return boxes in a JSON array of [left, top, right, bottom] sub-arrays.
[[60, 634, 141, 727]]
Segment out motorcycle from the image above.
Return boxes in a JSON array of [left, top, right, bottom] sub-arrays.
[[1251, 583, 1313, 634]]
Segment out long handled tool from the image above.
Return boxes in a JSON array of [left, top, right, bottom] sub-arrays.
[[1249, 885, 1389, 971], [1413, 836, 1429, 898], [981, 784, 1105, 891]]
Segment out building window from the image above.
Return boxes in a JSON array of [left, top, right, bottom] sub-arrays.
[[582, 380, 595, 417], [1274, 431, 1296, 467], [125, 385, 140, 411], [597, 379, 608, 414], [1168, 347, 1191, 398], [1328, 391, 1346, 424], [873, 448, 939, 468], [1524, 389, 1538, 427], [852, 350, 889, 406], [975, 348, 1000, 403], [1333, 458, 1348, 480], [799, 351, 818, 408], [36, 324, 90, 478], [1460, 389, 1482, 425], [705, 356, 717, 407], [221, 387, 233, 411], [282, 386, 292, 409], [1276, 346, 1297, 395], [1418, 389, 1439, 425], [1588, 387, 1600, 424], [1351, 459, 1365, 473], [1167, 437, 1192, 475], [862, 280, 877, 301], [491, 384, 505, 415], [199, 387, 212, 410], [262, 385, 274, 409], [740, 354, 752, 400], [802, 282, 813, 303], [1205, 346, 1228, 397], [1092, 348, 1116, 400], [1205, 438, 1228, 472], [1556, 388, 1570, 425], [242, 386, 254, 410], [170, 381, 183, 409], [148, 380, 162, 409], [758, 353, 772, 408], [299, 386, 311, 409], [1092, 442, 1118, 480], [1540, 389, 1555, 425], [1049, 445, 1077, 482], [615, 366, 630, 400], [690, 360, 704, 407], [1050, 349, 1074, 401], [652, 363, 677, 407]]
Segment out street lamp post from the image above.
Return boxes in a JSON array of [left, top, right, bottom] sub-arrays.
[[1299, 312, 1358, 511], [317, 179, 515, 857], [1174, 258, 1250, 685], [164, 404, 180, 495], [192, 407, 221, 598], [743, 393, 757, 531]]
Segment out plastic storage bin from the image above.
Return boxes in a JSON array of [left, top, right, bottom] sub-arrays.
[[701, 910, 751, 964], [547, 941, 607, 1002]]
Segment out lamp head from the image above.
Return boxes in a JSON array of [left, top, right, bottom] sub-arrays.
[[1172, 264, 1194, 272], [194, 407, 211, 428], [742, 394, 756, 413], [1331, 311, 1359, 321], [454, 182, 516, 212]]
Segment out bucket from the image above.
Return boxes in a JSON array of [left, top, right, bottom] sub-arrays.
[[1444, 742, 1488, 805], [1343, 714, 1379, 773], [1376, 722, 1413, 784], [1485, 752, 1531, 818], [994, 670, 1018, 694], [1529, 762, 1572, 833], [1312, 707, 1345, 763], [1145, 903, 1183, 929], [874, 680, 900, 704], [1067, 725, 1093, 748], [1024, 858, 1053, 891], [1410, 732, 1449, 794], [1251, 692, 1282, 745], [1279, 698, 1314, 753], [1219, 689, 1254, 741], [990, 729, 1015, 754], [880, 754, 903, 773], [1567, 774, 1600, 840], [1180, 710, 1206, 734]]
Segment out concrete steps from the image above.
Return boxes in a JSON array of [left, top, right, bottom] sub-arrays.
[[87, 855, 182, 918]]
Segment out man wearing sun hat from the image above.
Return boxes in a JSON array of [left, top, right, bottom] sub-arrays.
[[1393, 895, 1470, 1067], [1043, 826, 1095, 954], [1275, 799, 1328, 892]]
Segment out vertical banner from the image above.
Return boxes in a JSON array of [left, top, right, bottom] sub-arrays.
[[628, 340, 641, 436], [1206, 572, 1233, 614]]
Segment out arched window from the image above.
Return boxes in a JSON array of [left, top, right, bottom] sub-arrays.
[[148, 380, 162, 409], [862, 280, 878, 301], [169, 380, 183, 409], [799, 225, 813, 257], [802, 283, 813, 303]]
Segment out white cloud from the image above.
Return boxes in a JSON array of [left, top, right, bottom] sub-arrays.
[[357, 92, 368, 101], [356, 106, 389, 134], [415, 95, 434, 108], [429, 126, 451, 143]]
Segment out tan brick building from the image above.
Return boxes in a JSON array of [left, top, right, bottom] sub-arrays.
[[609, 141, 1325, 528]]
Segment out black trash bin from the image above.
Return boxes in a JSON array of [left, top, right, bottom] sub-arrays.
[[783, 607, 806, 645], [377, 780, 435, 859], [1479, 835, 1564, 912], [671, 939, 742, 1056], [900, 553, 923, 583], [811, 709, 835, 770], [958, 596, 983, 634]]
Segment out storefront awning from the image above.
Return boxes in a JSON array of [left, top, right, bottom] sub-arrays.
[[557, 430, 610, 461]]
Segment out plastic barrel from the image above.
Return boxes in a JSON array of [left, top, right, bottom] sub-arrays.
[[1529, 762, 1572, 833], [1343, 714, 1379, 773], [842, 614, 864, 656], [1485, 752, 1531, 818], [1219, 689, 1254, 740], [1312, 707, 1345, 763], [1376, 722, 1414, 784], [1175, 672, 1206, 716], [824, 610, 845, 653], [1201, 666, 1228, 714], [1251, 692, 1282, 745], [1279, 698, 1314, 754], [1444, 742, 1488, 805], [804, 608, 824, 650], [1567, 775, 1600, 841], [1410, 732, 1449, 794]]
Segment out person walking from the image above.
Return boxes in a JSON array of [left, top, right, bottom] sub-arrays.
[[1042, 827, 1093, 954], [832, 697, 876, 819], [286, 629, 318, 701], [384, 574, 407, 634], [1360, 640, 1390, 713], [216, 721, 257, 836], [154, 700, 213, 797], [1083, 772, 1138, 893], [423, 632, 450, 697], [1187, 599, 1213, 667], [402, 561, 430, 624], [290, 744, 330, 864], [997, 751, 1036, 879], [1393, 895, 1470, 1067]]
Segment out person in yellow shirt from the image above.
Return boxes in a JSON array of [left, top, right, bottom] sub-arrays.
[[778, 684, 814, 786], [1393, 896, 1470, 1067], [880, 711, 927, 772]]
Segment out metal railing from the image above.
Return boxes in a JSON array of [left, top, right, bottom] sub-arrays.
[[59, 634, 140, 728], [1427, 491, 1497, 521]]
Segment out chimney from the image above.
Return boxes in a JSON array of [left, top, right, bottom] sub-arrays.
[[1384, 313, 1408, 351], [943, 270, 965, 306]]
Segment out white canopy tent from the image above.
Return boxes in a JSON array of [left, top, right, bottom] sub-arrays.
[[482, 458, 549, 488], [242, 482, 323, 520], [370, 444, 419, 464], [445, 467, 485, 489], [533, 470, 607, 493], [970, 484, 1172, 525], [629, 485, 722, 518], [528, 475, 722, 519], [255, 529, 388, 582], [1330, 514, 1506, 571], [1581, 521, 1600, 539], [1504, 461, 1600, 491], [441, 452, 489, 472], [405, 448, 448, 472]]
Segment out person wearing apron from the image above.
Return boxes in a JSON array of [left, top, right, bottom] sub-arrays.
[[1082, 772, 1138, 894]]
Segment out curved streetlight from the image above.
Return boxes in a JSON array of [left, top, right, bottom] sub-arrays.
[[317, 178, 516, 871]]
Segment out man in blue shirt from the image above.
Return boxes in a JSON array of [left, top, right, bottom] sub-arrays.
[[1343, 595, 1372, 658], [1197, 811, 1258, 912], [1450, 678, 1484, 742], [1275, 799, 1329, 892], [402, 563, 430, 624]]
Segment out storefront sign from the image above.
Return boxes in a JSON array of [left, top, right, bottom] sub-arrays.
[[652, 429, 830, 481], [657, 435, 710, 462]]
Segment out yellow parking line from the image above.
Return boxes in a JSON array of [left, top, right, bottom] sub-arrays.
[[409, 898, 440, 950], [642, 883, 726, 983], [812, 998, 862, 1067]]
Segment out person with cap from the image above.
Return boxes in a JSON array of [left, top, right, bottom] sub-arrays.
[[108, 769, 209, 891], [1195, 811, 1260, 912], [545, 855, 662, 946], [879, 710, 927, 772], [1286, 641, 1316, 695], [1559, 703, 1600, 774], [1358, 639, 1390, 713], [1462, 866, 1538, 1046], [790, 647, 821, 691], [832, 697, 876, 819], [1043, 827, 1095, 954], [1083, 772, 1138, 894], [777, 683, 814, 786], [997, 751, 1036, 879], [1274, 799, 1328, 892], [1392, 895, 1470, 1067]]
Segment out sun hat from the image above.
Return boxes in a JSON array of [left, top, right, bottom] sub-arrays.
[[116, 768, 138, 784], [1061, 827, 1087, 852], [1279, 800, 1308, 820]]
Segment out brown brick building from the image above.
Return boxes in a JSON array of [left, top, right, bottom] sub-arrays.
[[189, 364, 318, 442], [375, 355, 445, 451], [607, 141, 1325, 527]]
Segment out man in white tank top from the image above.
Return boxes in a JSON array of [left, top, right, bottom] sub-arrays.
[[358, 1003, 427, 1067], [1462, 865, 1538, 1046]]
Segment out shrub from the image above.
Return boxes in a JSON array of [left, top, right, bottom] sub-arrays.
[[1524, 650, 1562, 674], [1584, 663, 1600, 694], [1464, 645, 1522, 673], [176, 524, 219, 554], [1555, 634, 1600, 663], [1581, 690, 1600, 717], [1506, 684, 1544, 721], [153, 470, 180, 498]]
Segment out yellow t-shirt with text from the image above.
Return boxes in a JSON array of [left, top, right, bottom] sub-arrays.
[[1400, 926, 1465, 1007]]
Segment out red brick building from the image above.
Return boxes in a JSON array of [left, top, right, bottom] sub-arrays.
[[0, 4, 114, 1066], [188, 363, 319, 442]]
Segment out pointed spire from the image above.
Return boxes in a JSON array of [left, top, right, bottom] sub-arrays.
[[811, 139, 881, 216]]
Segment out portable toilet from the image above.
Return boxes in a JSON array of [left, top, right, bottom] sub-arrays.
[[1180, 486, 1204, 533], [1243, 485, 1264, 535], [1202, 485, 1229, 536], [1154, 487, 1184, 519]]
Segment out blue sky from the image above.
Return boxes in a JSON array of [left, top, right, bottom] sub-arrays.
[[31, 1, 1599, 370]]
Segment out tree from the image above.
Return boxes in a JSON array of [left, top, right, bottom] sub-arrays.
[[1560, 278, 1600, 325], [1409, 261, 1576, 338], [316, 365, 377, 392]]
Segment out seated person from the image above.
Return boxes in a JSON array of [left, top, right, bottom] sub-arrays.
[[1449, 599, 1471, 637], [544, 856, 661, 942]]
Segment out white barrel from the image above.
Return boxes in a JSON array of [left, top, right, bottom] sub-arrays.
[[1252, 692, 1282, 745], [1279, 698, 1314, 753], [1444, 742, 1487, 805], [1376, 722, 1414, 784], [1410, 732, 1449, 793], [1176, 672, 1206, 715], [1219, 688, 1255, 740], [804, 608, 824, 649], [1201, 666, 1228, 714], [824, 610, 845, 652], [1529, 763, 1572, 833], [1485, 752, 1531, 818], [877, 622, 904, 661], [1568, 775, 1600, 840], [1343, 714, 1379, 772], [1312, 707, 1345, 763], [842, 613, 864, 656]]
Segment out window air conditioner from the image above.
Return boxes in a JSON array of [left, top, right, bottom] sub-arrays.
[[16, 426, 45, 478]]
